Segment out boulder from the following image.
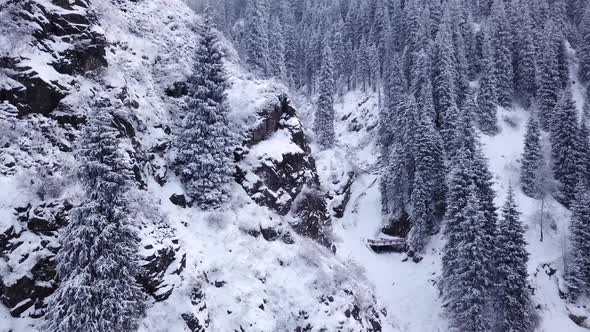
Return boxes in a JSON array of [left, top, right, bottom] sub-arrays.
[[170, 194, 187, 208]]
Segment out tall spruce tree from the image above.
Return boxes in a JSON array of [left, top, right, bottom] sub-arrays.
[[537, 25, 561, 130], [478, 34, 499, 136], [577, 118, 590, 187], [268, 17, 287, 80], [496, 187, 534, 332], [551, 90, 580, 207], [490, 0, 514, 108], [314, 45, 336, 149], [244, 0, 270, 76], [383, 143, 411, 219], [408, 97, 445, 253], [410, 49, 436, 123], [566, 183, 590, 299], [514, 6, 537, 104], [443, 148, 475, 291], [380, 54, 407, 216], [580, 6, 590, 84], [409, 172, 431, 254], [43, 109, 145, 332], [433, 15, 460, 152], [444, 179, 493, 332], [176, 17, 236, 209], [521, 114, 544, 198]]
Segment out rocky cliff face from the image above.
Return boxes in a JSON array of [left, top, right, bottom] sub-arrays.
[[0, 0, 107, 116], [236, 95, 333, 248], [0, 0, 388, 331]]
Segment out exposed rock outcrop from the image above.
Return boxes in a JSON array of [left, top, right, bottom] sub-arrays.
[[236, 95, 332, 246], [0, 0, 107, 115]]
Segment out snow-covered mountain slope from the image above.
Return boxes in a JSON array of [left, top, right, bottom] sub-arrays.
[[2, 0, 590, 331], [0, 0, 389, 331]]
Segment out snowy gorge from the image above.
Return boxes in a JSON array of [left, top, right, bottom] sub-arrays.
[[1, 0, 590, 331]]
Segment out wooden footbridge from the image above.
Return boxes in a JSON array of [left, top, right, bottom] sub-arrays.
[[366, 235, 406, 253]]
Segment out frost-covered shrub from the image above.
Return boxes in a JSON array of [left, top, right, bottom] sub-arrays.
[[502, 113, 520, 129], [205, 212, 229, 230], [17, 164, 76, 201]]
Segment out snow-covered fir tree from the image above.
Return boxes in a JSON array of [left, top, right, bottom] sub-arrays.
[[433, 11, 459, 149], [380, 54, 408, 216], [537, 25, 562, 130], [267, 16, 287, 80], [410, 50, 436, 123], [495, 187, 534, 332], [408, 96, 445, 253], [577, 118, 590, 187], [383, 143, 411, 220], [477, 27, 499, 136], [580, 5, 590, 84], [443, 174, 494, 332], [551, 90, 580, 207], [175, 16, 236, 209], [490, 0, 513, 108], [43, 108, 145, 332], [514, 6, 537, 105], [314, 45, 336, 149], [521, 114, 544, 198], [566, 182, 590, 299], [244, 0, 270, 76]]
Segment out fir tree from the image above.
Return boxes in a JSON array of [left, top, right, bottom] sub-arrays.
[[408, 97, 445, 252], [577, 118, 590, 187], [444, 181, 493, 332], [176, 17, 236, 209], [314, 45, 336, 149], [457, 111, 498, 254], [366, 44, 380, 90], [496, 187, 534, 332], [370, 0, 391, 69], [244, 0, 270, 76], [566, 183, 590, 299], [580, 6, 590, 84], [433, 14, 459, 151], [410, 49, 436, 123], [551, 90, 580, 207], [464, 13, 478, 79], [380, 53, 406, 153], [462, 87, 478, 124], [268, 17, 287, 80], [514, 7, 537, 104], [409, 172, 431, 254], [491, 0, 514, 107], [442, 148, 475, 291], [478, 34, 499, 137], [43, 109, 145, 332], [382, 143, 411, 219], [380, 54, 407, 215], [537, 25, 561, 130], [521, 114, 544, 198]]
